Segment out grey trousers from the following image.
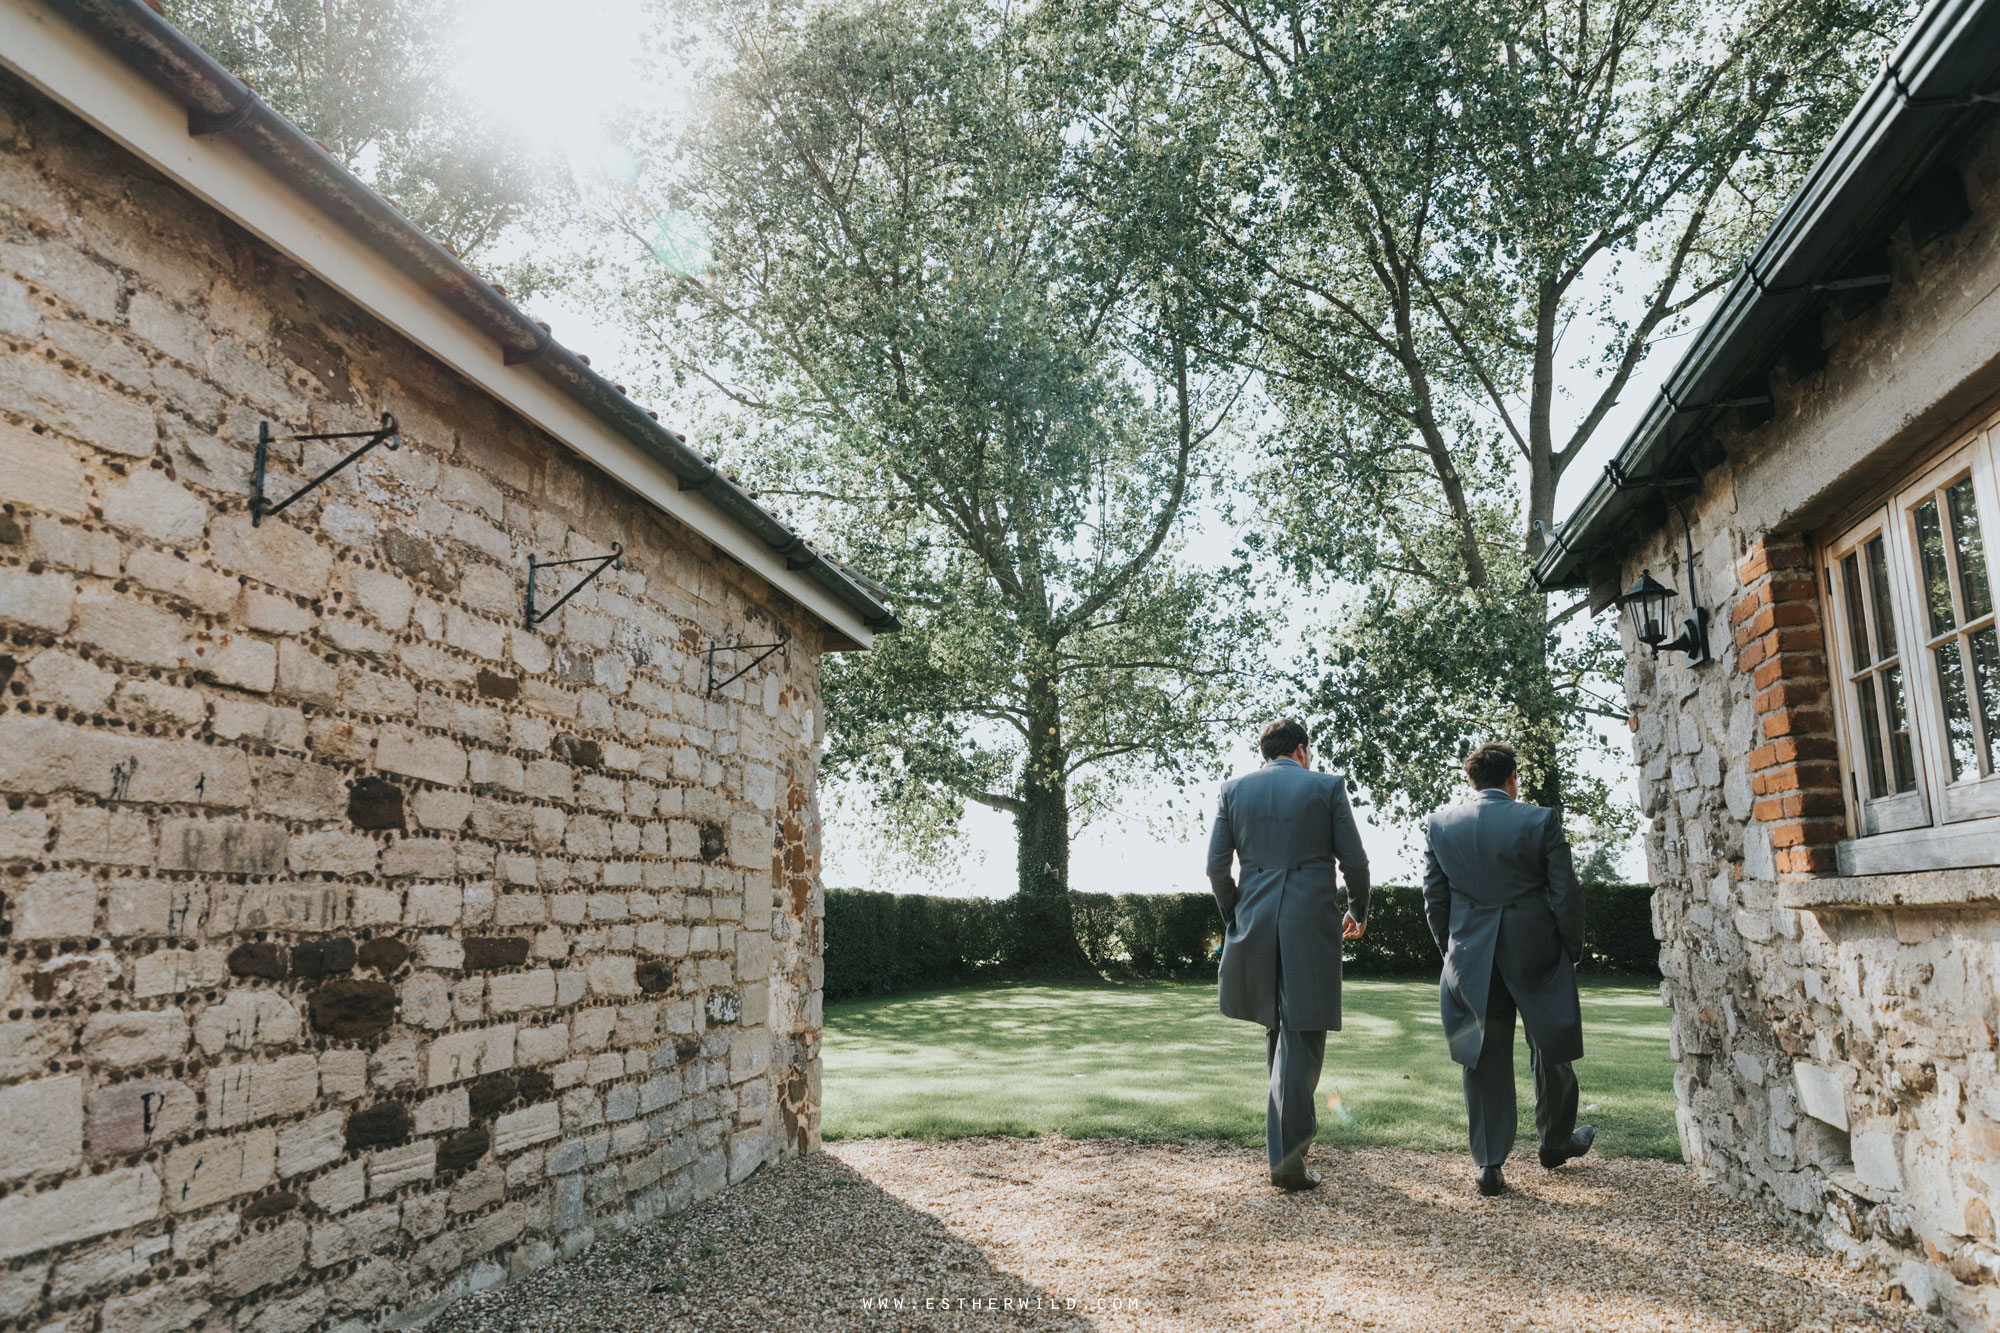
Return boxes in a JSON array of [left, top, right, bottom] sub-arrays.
[[1464, 969, 1579, 1167], [1264, 951, 1326, 1175]]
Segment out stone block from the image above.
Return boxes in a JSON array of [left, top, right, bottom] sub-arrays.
[[0, 1074, 83, 1181], [255, 756, 349, 821], [212, 1219, 306, 1299], [1854, 1129, 1905, 1193], [0, 566, 74, 631], [0, 421, 88, 518], [210, 514, 333, 597], [134, 948, 230, 997], [10, 869, 96, 938], [102, 469, 206, 544], [76, 589, 189, 668], [97, 1275, 211, 1333], [82, 1008, 189, 1068], [163, 1128, 275, 1213], [276, 1111, 346, 1179], [376, 725, 467, 786], [492, 1101, 561, 1156], [87, 1079, 197, 1156], [368, 1140, 436, 1197], [428, 1025, 516, 1086], [488, 968, 556, 1012], [209, 883, 348, 934], [1794, 1061, 1849, 1131], [307, 979, 399, 1040], [306, 1159, 366, 1215], [194, 991, 303, 1056], [25, 648, 116, 713], [0, 1165, 161, 1260], [158, 819, 287, 875], [206, 1054, 319, 1130]]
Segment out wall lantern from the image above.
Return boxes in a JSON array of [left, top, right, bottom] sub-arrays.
[[1619, 568, 1710, 664]]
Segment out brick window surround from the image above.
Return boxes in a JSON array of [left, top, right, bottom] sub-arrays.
[[1735, 534, 1848, 875]]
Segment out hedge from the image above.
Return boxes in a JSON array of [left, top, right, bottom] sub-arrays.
[[824, 882, 1660, 1002]]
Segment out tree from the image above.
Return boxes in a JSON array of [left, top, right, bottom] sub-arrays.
[[1176, 0, 1908, 816], [163, 0, 561, 259], [584, 0, 1257, 966]]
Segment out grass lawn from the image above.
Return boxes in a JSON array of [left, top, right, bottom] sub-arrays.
[[823, 975, 1680, 1159]]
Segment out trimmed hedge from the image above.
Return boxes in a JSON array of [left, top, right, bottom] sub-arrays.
[[825, 882, 1660, 1002]]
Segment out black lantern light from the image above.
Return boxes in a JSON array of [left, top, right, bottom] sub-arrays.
[[1620, 567, 1710, 664]]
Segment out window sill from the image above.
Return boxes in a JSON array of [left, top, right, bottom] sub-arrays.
[[1782, 862, 2000, 911], [1830, 814, 2000, 879]]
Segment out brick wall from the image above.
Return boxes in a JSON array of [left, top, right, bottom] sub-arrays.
[[0, 71, 827, 1330], [1733, 534, 1847, 875]]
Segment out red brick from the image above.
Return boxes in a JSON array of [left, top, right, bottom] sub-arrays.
[[1770, 819, 1845, 849], [1756, 682, 1823, 713], [1754, 652, 1829, 690], [1772, 736, 1839, 765], [1762, 710, 1832, 739], [1748, 743, 1779, 770], [1734, 590, 1767, 626], [1776, 844, 1841, 876], [1754, 761, 1840, 794], [1752, 797, 1786, 821], [1737, 638, 1770, 674], [1767, 576, 1820, 604]]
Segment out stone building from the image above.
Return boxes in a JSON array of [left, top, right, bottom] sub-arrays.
[[1534, 0, 2000, 1324], [0, 1, 892, 1328]]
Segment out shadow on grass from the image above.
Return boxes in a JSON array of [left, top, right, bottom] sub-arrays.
[[825, 975, 1679, 1160]]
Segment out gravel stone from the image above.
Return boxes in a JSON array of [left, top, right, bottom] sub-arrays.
[[434, 1136, 1946, 1332]]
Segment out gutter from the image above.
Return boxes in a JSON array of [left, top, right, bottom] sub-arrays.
[[1533, 0, 2000, 592], [30, 0, 898, 635]]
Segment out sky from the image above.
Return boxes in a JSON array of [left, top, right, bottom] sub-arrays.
[[448, 0, 1699, 898]]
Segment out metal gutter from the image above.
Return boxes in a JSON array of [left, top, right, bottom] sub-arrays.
[[28, 0, 898, 635], [1534, 0, 2000, 591]]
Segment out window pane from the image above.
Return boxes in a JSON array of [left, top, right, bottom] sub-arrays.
[[1865, 536, 1899, 659], [1883, 663, 1918, 793], [1841, 552, 1871, 669], [1937, 639, 1978, 780], [1972, 626, 2000, 777], [1917, 497, 1957, 635], [1856, 676, 1891, 799], [1948, 476, 1993, 621]]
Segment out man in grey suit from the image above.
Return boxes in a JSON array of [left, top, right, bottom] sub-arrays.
[[1206, 718, 1370, 1191], [1422, 741, 1593, 1196]]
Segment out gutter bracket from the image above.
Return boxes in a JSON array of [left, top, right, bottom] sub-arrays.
[[188, 93, 258, 137]]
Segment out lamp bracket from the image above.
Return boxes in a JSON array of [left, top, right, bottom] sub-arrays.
[[252, 413, 399, 526], [525, 544, 623, 629], [706, 638, 788, 697]]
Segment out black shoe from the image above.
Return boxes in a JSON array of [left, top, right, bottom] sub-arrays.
[[1270, 1168, 1322, 1191], [1476, 1165, 1506, 1196], [1540, 1125, 1596, 1169]]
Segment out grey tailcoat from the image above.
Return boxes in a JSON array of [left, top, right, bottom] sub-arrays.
[[1206, 758, 1370, 1031], [1421, 788, 1585, 1067]]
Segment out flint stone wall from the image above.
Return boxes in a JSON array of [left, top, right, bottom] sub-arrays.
[[0, 68, 826, 1331], [1613, 117, 2000, 1328]]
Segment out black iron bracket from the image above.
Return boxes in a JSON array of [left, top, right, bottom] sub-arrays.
[[525, 545, 623, 629], [252, 413, 399, 526], [1604, 459, 1703, 493], [706, 638, 788, 697]]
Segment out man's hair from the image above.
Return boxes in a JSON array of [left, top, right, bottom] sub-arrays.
[[1464, 741, 1517, 789], [1260, 718, 1311, 761]]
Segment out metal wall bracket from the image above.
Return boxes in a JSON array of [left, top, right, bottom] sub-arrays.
[[706, 638, 788, 697], [252, 413, 399, 526], [525, 544, 623, 629]]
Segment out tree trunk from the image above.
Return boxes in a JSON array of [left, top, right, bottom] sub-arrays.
[[1007, 682, 1093, 976]]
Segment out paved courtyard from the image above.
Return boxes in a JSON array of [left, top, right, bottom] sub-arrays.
[[436, 1135, 1944, 1332]]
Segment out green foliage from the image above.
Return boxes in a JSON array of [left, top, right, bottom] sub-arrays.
[[163, 0, 564, 259], [824, 883, 1659, 1002], [1173, 0, 1910, 827], [586, 1, 1263, 922]]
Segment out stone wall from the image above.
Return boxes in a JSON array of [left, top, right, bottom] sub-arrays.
[[0, 69, 827, 1331], [1613, 118, 2000, 1328]]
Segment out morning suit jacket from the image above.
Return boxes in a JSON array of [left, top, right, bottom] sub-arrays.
[[1206, 757, 1370, 1031], [1421, 788, 1585, 1068]]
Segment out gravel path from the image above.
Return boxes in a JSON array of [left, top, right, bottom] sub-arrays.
[[435, 1136, 1945, 1332]]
